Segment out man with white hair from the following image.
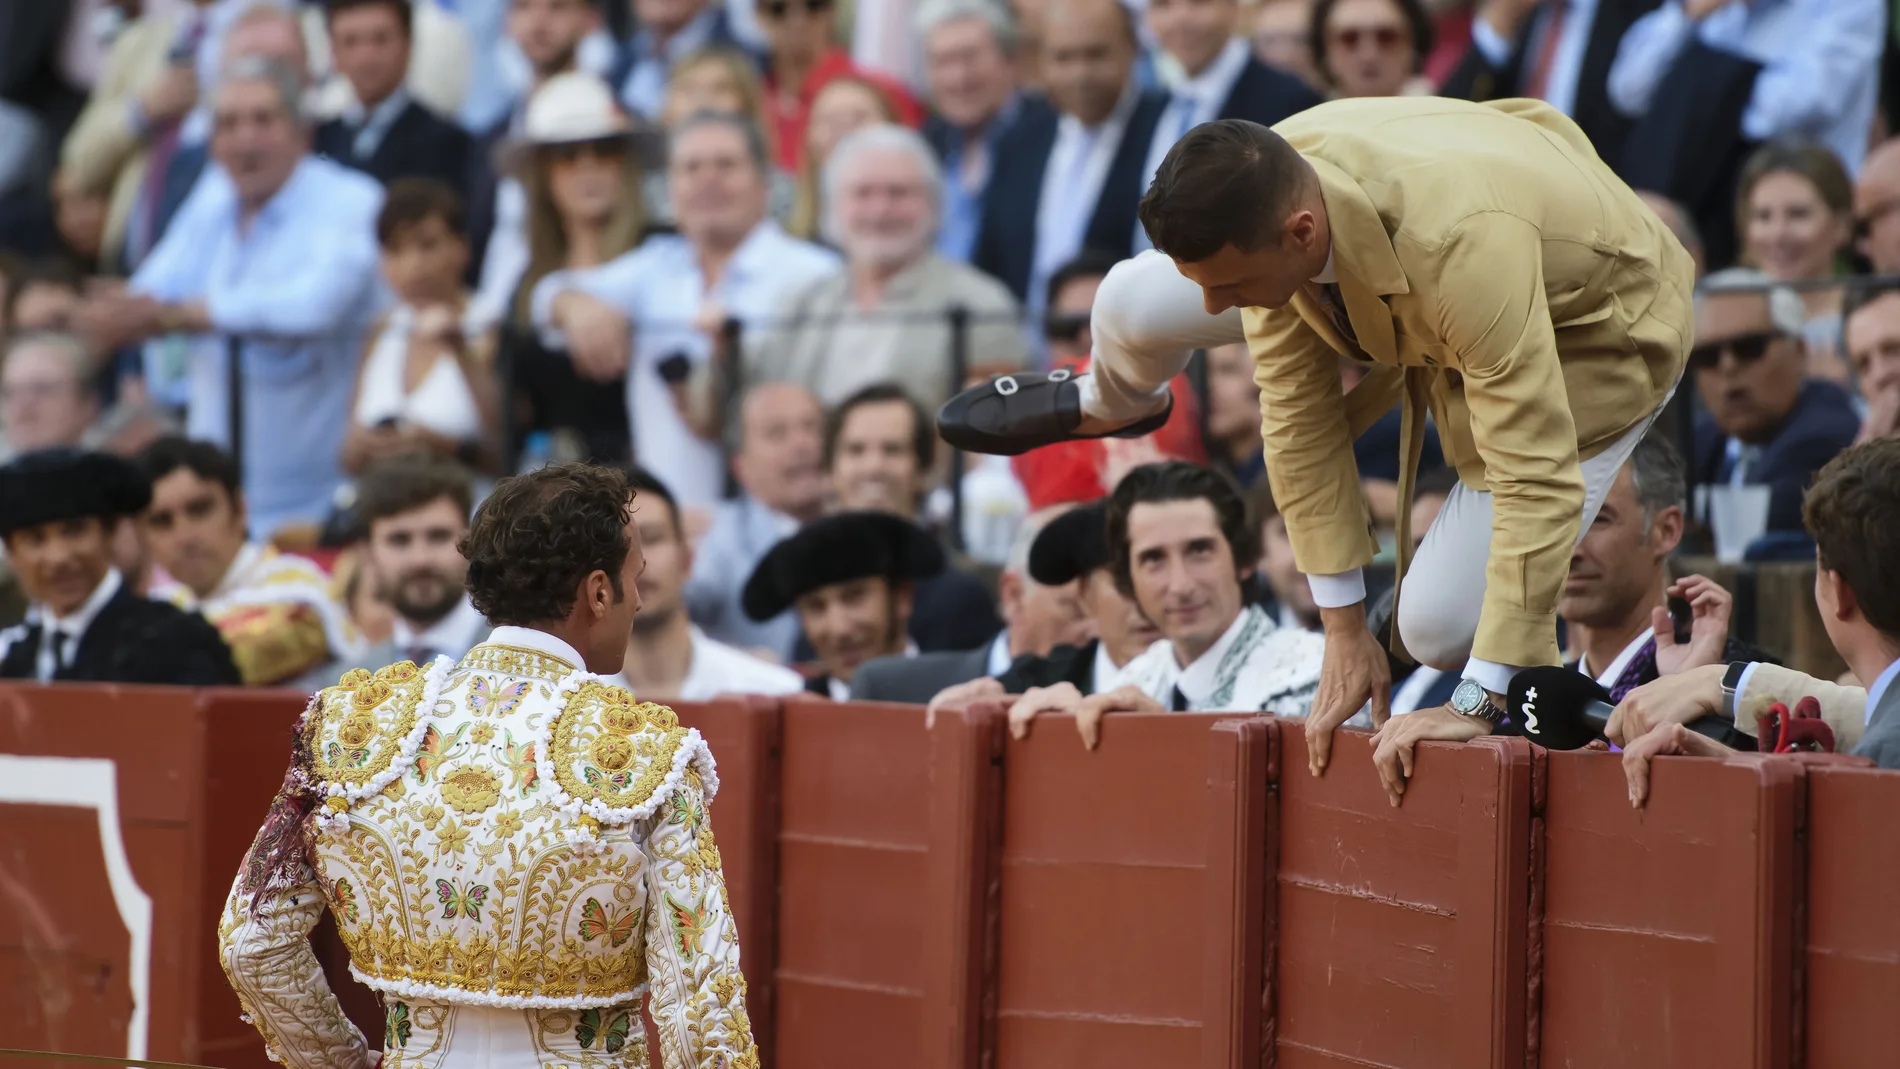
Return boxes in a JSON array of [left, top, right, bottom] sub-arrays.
[[916, 0, 1045, 263], [0, 333, 104, 461], [738, 122, 1028, 414], [851, 503, 1096, 703], [80, 56, 385, 537]]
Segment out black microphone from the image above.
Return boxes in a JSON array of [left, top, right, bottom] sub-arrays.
[[1506, 666, 1613, 750]]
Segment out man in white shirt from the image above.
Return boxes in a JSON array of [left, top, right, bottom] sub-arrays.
[[612, 467, 806, 701], [535, 111, 838, 506], [1008, 461, 1327, 748], [85, 56, 385, 537], [313, 454, 489, 684]]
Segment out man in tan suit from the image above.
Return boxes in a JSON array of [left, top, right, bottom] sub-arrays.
[[942, 96, 1694, 797]]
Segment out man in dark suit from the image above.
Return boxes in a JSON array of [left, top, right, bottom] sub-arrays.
[[852, 504, 1096, 704], [1137, 0, 1320, 217], [740, 511, 943, 700], [1441, 0, 1660, 163], [917, 0, 1048, 263], [0, 449, 240, 685], [314, 0, 471, 192], [972, 0, 1166, 309], [1688, 271, 1859, 545]]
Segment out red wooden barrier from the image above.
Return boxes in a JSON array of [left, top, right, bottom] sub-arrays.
[[981, 712, 1273, 1069], [1800, 761, 1900, 1068], [1272, 723, 1533, 1069], [1538, 750, 1802, 1069]]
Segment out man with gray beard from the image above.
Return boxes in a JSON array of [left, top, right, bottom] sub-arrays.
[[737, 122, 1028, 414]]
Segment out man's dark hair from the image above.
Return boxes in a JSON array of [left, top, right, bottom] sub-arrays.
[[5, 257, 83, 324], [1106, 461, 1259, 599], [1414, 464, 1460, 501], [1139, 120, 1311, 263], [1803, 437, 1900, 639], [133, 436, 242, 503], [1044, 247, 1124, 314], [325, 0, 413, 35], [624, 465, 682, 537], [1310, 0, 1433, 83], [825, 382, 935, 472], [1843, 278, 1900, 329], [460, 463, 632, 626], [377, 177, 465, 246], [1626, 434, 1687, 521], [355, 454, 474, 528]]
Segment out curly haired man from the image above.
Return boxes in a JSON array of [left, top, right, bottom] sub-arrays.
[[219, 463, 758, 1069]]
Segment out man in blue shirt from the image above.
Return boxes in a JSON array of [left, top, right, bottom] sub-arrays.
[[80, 56, 385, 539]]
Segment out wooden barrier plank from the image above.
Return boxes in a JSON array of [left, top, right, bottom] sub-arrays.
[[918, 703, 1007, 1069], [988, 713, 1272, 1069], [1539, 751, 1801, 1069], [1801, 763, 1900, 1069], [1273, 724, 1531, 1069], [773, 697, 934, 1068]]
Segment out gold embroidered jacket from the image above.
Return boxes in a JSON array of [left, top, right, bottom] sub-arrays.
[[218, 636, 758, 1069]]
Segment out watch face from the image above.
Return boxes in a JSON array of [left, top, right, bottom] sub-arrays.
[[1450, 678, 1484, 714]]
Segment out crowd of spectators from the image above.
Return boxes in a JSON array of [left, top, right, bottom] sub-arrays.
[[3, 0, 1900, 792]]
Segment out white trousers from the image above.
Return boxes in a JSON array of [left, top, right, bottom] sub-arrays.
[[1393, 388, 1674, 673]]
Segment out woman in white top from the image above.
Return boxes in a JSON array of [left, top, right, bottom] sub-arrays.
[[342, 179, 503, 475]]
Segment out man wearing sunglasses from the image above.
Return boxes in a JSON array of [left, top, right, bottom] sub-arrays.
[[1687, 268, 1858, 538]]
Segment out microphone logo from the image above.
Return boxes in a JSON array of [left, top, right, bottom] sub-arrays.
[[1520, 686, 1540, 735]]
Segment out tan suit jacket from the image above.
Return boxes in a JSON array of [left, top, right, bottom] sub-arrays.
[[1244, 96, 1694, 668], [61, 11, 183, 270]]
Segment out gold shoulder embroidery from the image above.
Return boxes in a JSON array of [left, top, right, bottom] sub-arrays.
[[307, 660, 429, 792], [548, 681, 690, 817]]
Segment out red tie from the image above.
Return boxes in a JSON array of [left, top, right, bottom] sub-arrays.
[[1524, 1, 1567, 101]]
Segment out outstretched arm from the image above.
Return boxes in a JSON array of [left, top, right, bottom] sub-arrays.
[[218, 774, 371, 1069], [642, 772, 760, 1069]]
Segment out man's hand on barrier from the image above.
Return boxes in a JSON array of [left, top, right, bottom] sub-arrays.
[[1622, 721, 1732, 807], [1008, 683, 1085, 740], [928, 677, 1006, 728], [1307, 604, 1391, 777], [1370, 705, 1490, 807], [1605, 662, 1726, 746], [1073, 685, 1166, 750]]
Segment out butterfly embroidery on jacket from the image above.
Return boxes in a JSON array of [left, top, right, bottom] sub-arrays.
[[436, 877, 490, 921], [494, 730, 539, 797], [468, 677, 530, 718], [412, 722, 468, 784], [666, 892, 711, 958], [578, 897, 640, 948], [576, 1008, 631, 1053], [331, 876, 359, 924]]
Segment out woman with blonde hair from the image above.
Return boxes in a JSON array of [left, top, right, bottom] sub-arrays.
[[1735, 140, 1857, 383], [788, 75, 901, 241], [506, 72, 651, 463]]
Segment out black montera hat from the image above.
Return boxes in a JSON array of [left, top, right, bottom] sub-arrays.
[[0, 448, 151, 537], [741, 510, 946, 622], [1027, 499, 1111, 586]]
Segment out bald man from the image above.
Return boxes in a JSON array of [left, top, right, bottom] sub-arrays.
[[1857, 138, 1900, 275], [971, 0, 1168, 314]]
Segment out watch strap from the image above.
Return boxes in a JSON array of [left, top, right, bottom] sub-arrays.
[[1721, 660, 1752, 722]]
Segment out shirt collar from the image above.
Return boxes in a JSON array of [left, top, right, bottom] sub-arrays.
[[725, 218, 796, 282], [481, 625, 585, 670], [38, 568, 123, 635], [1173, 603, 1260, 705], [343, 84, 411, 129], [392, 595, 484, 655], [246, 157, 318, 228], [1059, 77, 1141, 137], [1866, 657, 1900, 726], [986, 629, 1013, 676], [1092, 639, 1125, 693], [1174, 38, 1250, 106], [1583, 626, 1655, 688], [1312, 246, 1337, 284], [214, 541, 265, 598]]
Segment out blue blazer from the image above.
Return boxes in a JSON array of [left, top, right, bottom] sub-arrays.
[[315, 99, 472, 194], [1215, 57, 1323, 126], [972, 90, 1168, 304], [1691, 379, 1861, 533]]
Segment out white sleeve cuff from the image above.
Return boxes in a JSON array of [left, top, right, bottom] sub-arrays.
[[1460, 658, 1517, 696], [1731, 661, 1762, 721], [1304, 569, 1366, 609], [1470, 17, 1515, 67]]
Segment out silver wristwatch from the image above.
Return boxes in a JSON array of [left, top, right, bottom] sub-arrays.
[[1449, 678, 1505, 726]]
